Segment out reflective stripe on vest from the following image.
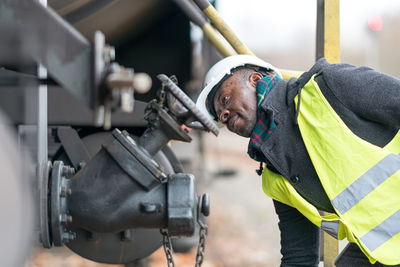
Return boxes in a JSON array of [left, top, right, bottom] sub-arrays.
[[331, 153, 400, 215], [293, 75, 400, 265], [321, 220, 339, 239], [360, 209, 400, 252], [262, 129, 400, 264]]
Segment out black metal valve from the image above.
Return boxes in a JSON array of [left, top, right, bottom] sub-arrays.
[[45, 129, 209, 264], [41, 74, 218, 264]]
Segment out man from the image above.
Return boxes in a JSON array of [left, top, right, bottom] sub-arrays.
[[196, 55, 400, 267]]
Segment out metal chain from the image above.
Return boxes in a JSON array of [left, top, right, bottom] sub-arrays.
[[160, 218, 208, 267], [195, 222, 208, 267], [161, 229, 175, 267]]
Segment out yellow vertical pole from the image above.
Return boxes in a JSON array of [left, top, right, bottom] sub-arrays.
[[322, 0, 340, 266], [324, 0, 340, 64], [323, 220, 339, 266]]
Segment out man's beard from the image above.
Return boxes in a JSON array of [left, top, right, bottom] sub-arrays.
[[236, 116, 257, 137]]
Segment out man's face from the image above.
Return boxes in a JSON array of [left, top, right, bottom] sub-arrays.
[[212, 72, 259, 137]]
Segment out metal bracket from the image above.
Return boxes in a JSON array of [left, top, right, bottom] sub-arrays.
[[56, 127, 90, 170], [0, 0, 92, 107]]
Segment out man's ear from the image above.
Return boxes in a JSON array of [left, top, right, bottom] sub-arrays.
[[249, 72, 263, 88]]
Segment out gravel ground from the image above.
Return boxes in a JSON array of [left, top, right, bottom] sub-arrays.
[[27, 129, 282, 267]]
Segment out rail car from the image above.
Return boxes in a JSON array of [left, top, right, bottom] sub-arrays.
[[0, 0, 219, 266]]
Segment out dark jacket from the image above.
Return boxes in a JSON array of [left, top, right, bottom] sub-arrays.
[[260, 58, 400, 212]]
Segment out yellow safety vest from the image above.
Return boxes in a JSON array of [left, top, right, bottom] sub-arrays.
[[262, 75, 400, 265]]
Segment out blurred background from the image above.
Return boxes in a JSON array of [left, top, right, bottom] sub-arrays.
[[2, 0, 400, 267], [217, 0, 400, 76]]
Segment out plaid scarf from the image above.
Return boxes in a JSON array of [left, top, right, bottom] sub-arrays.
[[247, 73, 281, 162]]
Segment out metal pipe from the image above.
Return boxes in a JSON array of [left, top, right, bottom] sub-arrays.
[[171, 0, 304, 79], [36, 0, 51, 250], [193, 0, 254, 56], [190, 0, 303, 79], [202, 23, 235, 57], [279, 68, 304, 81], [171, 0, 235, 57], [138, 128, 171, 157]]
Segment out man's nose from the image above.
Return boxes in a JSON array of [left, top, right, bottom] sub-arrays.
[[219, 109, 230, 123]]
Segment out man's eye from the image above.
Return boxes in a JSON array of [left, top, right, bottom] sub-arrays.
[[222, 96, 228, 104]]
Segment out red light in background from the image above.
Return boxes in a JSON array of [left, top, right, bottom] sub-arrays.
[[368, 15, 383, 31]]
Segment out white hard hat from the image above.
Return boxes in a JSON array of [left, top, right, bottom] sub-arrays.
[[196, 55, 282, 127]]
